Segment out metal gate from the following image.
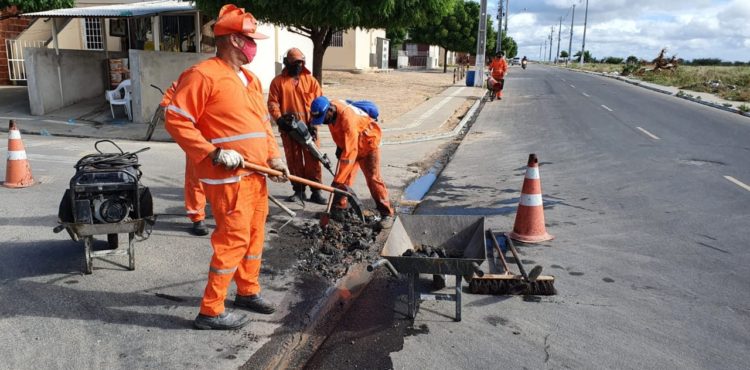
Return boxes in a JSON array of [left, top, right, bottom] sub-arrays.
[[5, 39, 46, 81]]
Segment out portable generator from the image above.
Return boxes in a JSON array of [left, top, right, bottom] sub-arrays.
[[55, 140, 154, 274]]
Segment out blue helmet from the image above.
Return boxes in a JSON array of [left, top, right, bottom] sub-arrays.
[[310, 96, 331, 125]]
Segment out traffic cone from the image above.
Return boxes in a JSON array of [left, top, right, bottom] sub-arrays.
[[509, 153, 553, 243], [3, 120, 35, 188]]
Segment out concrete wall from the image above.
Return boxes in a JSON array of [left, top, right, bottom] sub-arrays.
[[323, 28, 386, 71], [322, 30, 356, 70], [129, 49, 212, 124], [25, 48, 126, 115]]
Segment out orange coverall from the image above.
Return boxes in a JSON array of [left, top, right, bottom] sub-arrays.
[[165, 57, 281, 317], [267, 67, 323, 191], [327, 100, 393, 216], [160, 82, 206, 223], [488, 58, 508, 98]]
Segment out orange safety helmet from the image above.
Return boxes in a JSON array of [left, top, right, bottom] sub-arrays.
[[213, 4, 268, 39]]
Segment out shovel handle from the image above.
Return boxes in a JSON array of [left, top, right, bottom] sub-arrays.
[[505, 233, 530, 282], [243, 161, 347, 196]]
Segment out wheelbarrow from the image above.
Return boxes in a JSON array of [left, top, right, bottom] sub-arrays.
[[369, 215, 486, 321]]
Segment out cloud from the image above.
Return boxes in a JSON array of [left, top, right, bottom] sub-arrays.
[[481, 0, 750, 61]]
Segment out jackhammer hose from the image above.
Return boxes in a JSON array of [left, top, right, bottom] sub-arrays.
[[367, 259, 399, 278]]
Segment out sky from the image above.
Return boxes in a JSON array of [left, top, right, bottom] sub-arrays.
[[481, 0, 750, 62]]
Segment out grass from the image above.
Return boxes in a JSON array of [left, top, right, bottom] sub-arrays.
[[567, 64, 750, 102]]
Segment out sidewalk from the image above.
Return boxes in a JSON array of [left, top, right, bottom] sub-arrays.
[[0, 82, 485, 369]]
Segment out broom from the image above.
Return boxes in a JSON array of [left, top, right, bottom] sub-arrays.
[[468, 229, 556, 295]]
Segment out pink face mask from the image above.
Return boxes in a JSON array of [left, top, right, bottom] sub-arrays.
[[240, 37, 257, 63]]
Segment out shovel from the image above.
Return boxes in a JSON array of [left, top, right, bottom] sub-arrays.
[[320, 160, 341, 229], [243, 161, 365, 223]]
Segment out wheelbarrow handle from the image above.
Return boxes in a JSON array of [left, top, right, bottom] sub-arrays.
[[243, 161, 349, 197]]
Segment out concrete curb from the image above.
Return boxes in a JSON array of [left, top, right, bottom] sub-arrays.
[[560, 66, 750, 118]]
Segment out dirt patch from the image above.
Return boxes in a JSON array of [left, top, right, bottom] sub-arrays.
[[386, 98, 476, 142], [322, 70, 455, 125]]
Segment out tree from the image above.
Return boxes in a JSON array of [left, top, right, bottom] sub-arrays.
[[500, 31, 517, 59], [196, 0, 456, 83], [408, 0, 501, 72], [560, 50, 568, 58], [0, 0, 72, 17], [573, 50, 595, 63], [626, 55, 639, 65]]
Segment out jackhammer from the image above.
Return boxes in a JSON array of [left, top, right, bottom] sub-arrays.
[[276, 113, 334, 176]]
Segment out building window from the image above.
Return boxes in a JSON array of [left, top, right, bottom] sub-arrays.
[[83, 18, 104, 50], [160, 15, 197, 52], [330, 30, 343, 47]]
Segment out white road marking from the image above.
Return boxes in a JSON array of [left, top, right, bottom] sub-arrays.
[[582, 92, 590, 97], [636, 127, 661, 140], [570, 84, 576, 88], [724, 176, 750, 192], [601, 105, 613, 112]]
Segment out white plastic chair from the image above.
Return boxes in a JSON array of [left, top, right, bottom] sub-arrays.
[[105, 79, 132, 121]]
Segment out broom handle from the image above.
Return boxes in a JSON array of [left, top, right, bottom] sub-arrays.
[[488, 229, 511, 273], [505, 233, 530, 282], [243, 161, 348, 196]]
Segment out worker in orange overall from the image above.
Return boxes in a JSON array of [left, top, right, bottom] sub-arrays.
[[488, 51, 508, 100], [267, 47, 326, 205], [160, 81, 209, 236], [165, 4, 290, 331], [309, 96, 394, 228]]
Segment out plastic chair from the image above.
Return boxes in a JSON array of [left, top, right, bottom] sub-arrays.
[[105, 79, 132, 121]]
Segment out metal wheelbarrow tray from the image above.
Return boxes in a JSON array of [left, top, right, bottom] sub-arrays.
[[380, 215, 486, 321]]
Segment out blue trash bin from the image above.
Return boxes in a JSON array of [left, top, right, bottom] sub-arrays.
[[465, 70, 475, 87]]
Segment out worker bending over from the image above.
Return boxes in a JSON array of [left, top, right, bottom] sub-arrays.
[[268, 48, 326, 205], [309, 96, 394, 228], [165, 4, 290, 331]]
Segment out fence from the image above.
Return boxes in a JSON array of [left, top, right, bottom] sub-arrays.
[[5, 39, 46, 81]]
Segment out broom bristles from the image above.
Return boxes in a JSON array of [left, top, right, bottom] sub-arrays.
[[468, 274, 556, 296]]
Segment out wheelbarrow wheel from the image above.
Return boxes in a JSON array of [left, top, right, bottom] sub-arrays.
[[107, 233, 119, 249], [83, 236, 94, 274]]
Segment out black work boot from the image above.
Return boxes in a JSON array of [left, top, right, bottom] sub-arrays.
[[234, 294, 277, 314], [309, 190, 327, 205], [191, 220, 209, 236], [193, 311, 249, 330], [285, 190, 306, 204]]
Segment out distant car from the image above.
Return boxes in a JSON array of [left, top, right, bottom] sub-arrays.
[[510, 57, 521, 66]]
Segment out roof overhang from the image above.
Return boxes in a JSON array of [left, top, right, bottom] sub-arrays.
[[21, 0, 196, 18]]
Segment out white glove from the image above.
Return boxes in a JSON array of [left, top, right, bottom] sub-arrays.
[[267, 158, 290, 183], [213, 149, 243, 170]]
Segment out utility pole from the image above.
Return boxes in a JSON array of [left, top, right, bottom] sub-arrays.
[[539, 42, 542, 61], [543, 40, 547, 63], [580, 0, 589, 64], [474, 0, 488, 87], [556, 16, 562, 64], [567, 4, 575, 65], [495, 0, 503, 53], [548, 27, 553, 62]]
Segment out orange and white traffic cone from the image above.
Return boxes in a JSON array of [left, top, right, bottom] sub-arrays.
[[509, 153, 553, 243], [3, 120, 35, 188]]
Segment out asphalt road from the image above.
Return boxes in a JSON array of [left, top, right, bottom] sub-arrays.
[[305, 65, 750, 369]]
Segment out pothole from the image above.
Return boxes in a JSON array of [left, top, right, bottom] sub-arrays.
[[678, 158, 726, 166]]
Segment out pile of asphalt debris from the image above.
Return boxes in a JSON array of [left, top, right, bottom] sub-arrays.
[[402, 244, 463, 258], [295, 209, 383, 281]]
